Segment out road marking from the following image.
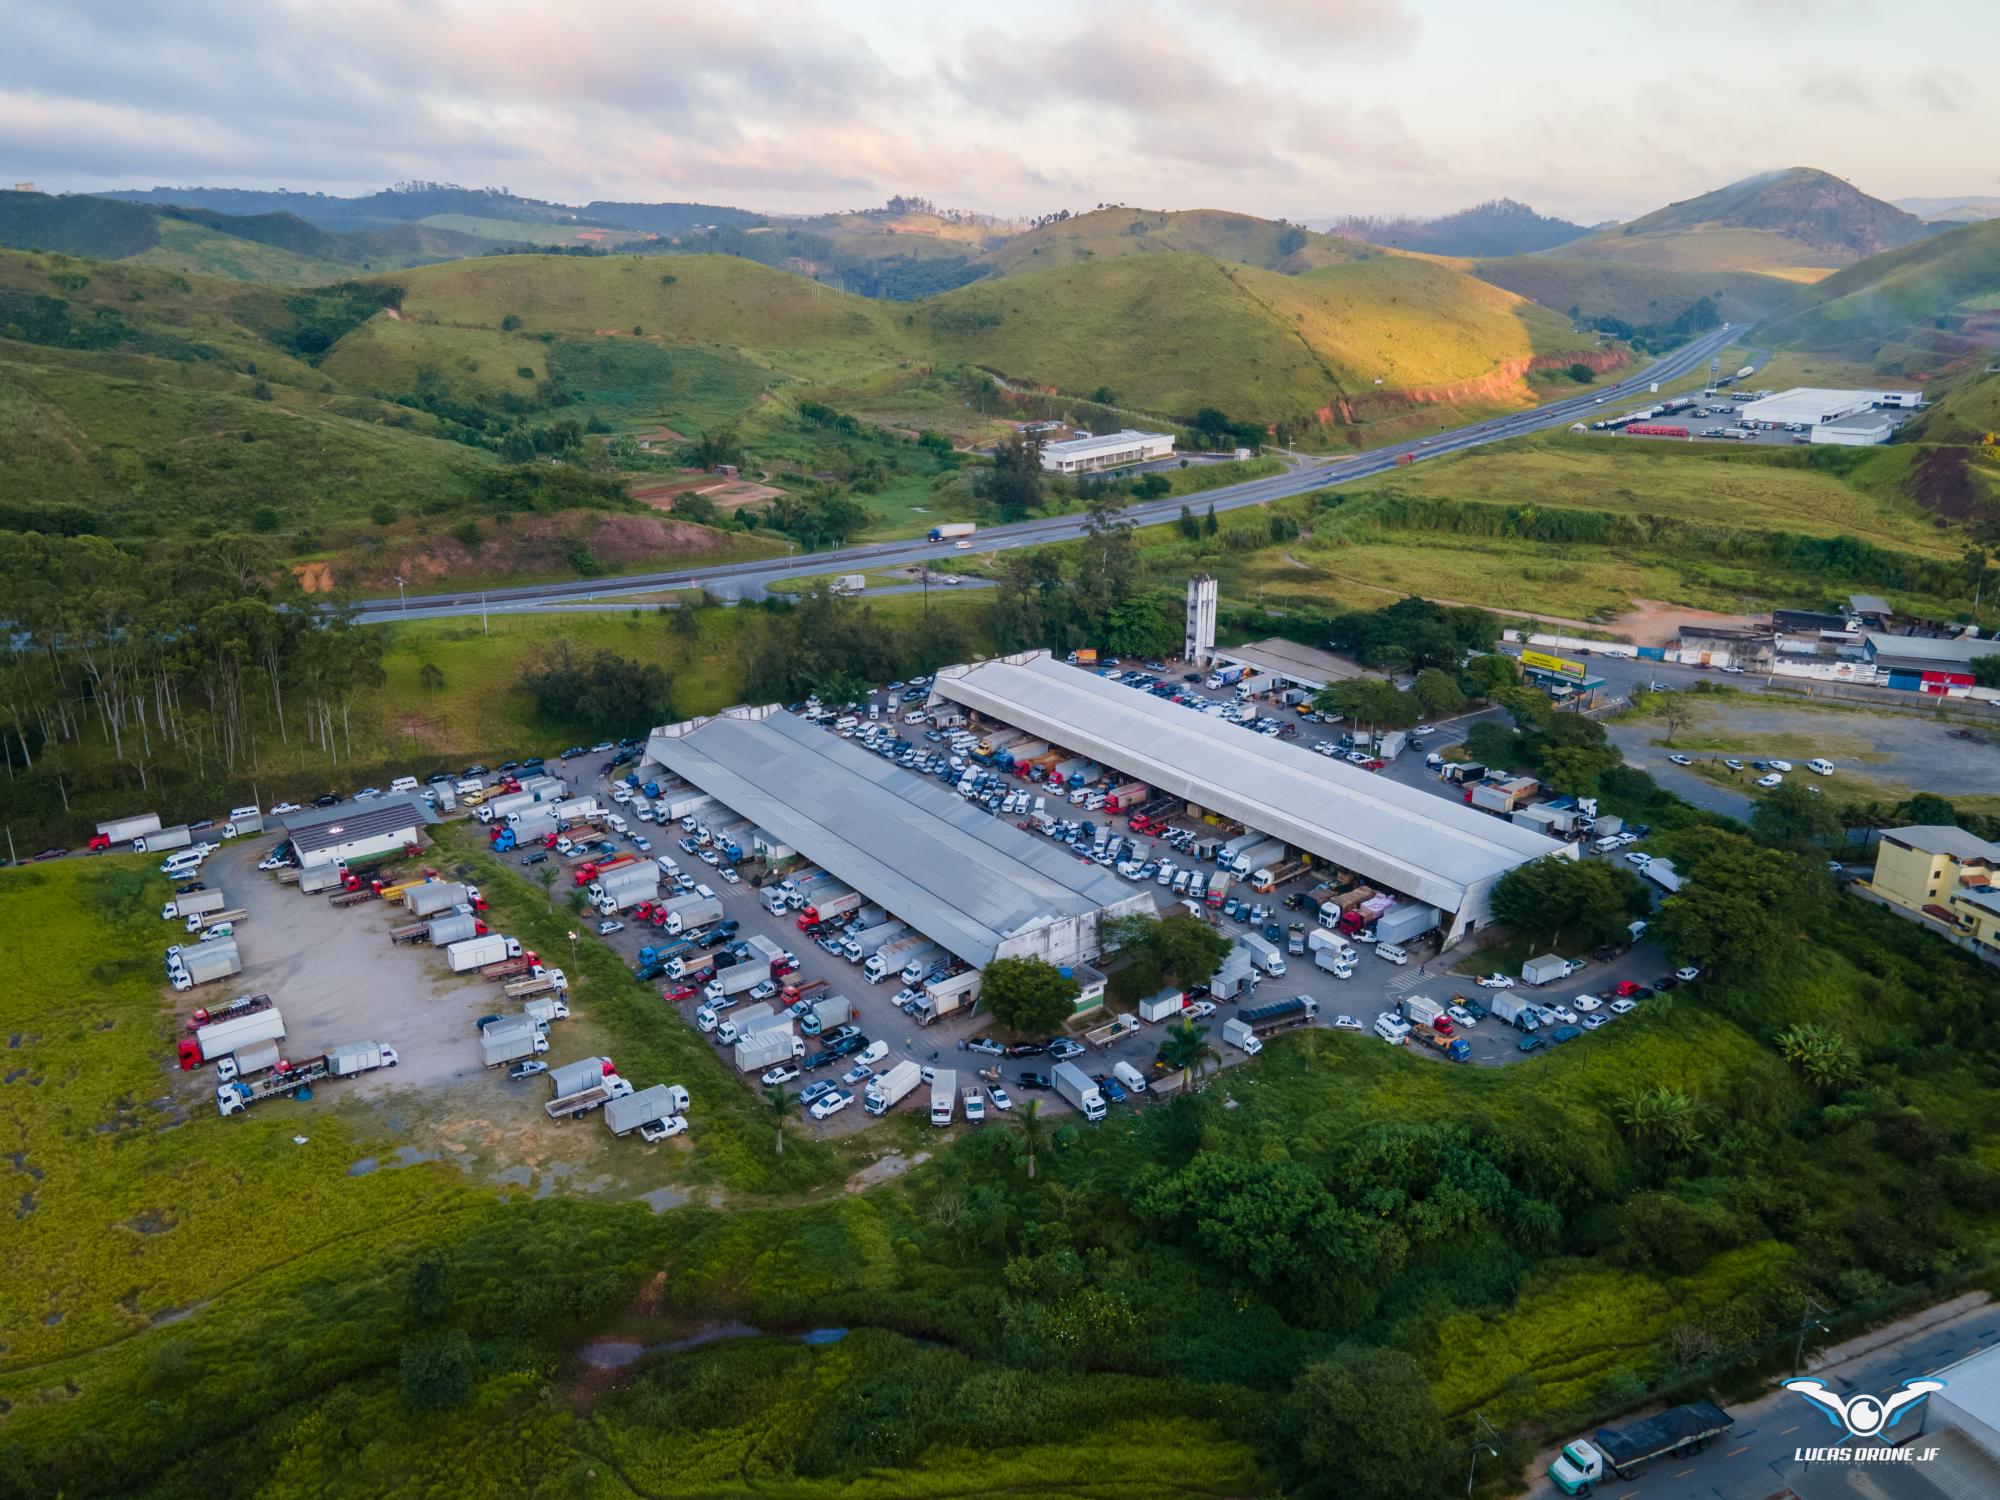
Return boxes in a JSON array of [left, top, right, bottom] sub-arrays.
[[1674, 1467, 1695, 1477], [1780, 1425, 1799, 1435], [1725, 1445, 1747, 1458]]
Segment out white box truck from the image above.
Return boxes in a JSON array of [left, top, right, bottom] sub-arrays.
[[929, 1068, 958, 1126], [864, 1059, 923, 1115], [446, 934, 522, 973], [914, 969, 981, 1025], [162, 888, 228, 921], [1222, 1017, 1262, 1055], [605, 1083, 691, 1137], [1053, 1061, 1106, 1121], [734, 1030, 805, 1074], [1138, 988, 1186, 1024], [864, 934, 930, 984]]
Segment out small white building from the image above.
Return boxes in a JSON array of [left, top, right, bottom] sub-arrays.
[[1812, 412, 1895, 447], [1038, 429, 1175, 474]]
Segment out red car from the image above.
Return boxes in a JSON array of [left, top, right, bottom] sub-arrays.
[[662, 983, 698, 1002], [1614, 980, 1643, 998]]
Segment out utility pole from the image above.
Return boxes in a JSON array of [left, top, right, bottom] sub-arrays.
[[1793, 1295, 1833, 1377], [1465, 1411, 1500, 1497], [480, 592, 489, 636], [396, 575, 407, 614]]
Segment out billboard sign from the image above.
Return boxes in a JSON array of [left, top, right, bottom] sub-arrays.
[[1522, 650, 1586, 678]]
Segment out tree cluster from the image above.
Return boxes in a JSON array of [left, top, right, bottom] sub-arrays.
[[1100, 912, 1232, 1002], [1490, 856, 1652, 952], [736, 588, 973, 706], [518, 643, 674, 736]]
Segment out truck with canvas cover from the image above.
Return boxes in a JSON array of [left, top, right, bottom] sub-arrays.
[[864, 1059, 923, 1115], [604, 1083, 691, 1137], [1549, 1403, 1734, 1493], [1241, 995, 1317, 1038]]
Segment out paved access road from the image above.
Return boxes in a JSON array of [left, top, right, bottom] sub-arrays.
[[1521, 1297, 2000, 1499], [355, 325, 1742, 622]]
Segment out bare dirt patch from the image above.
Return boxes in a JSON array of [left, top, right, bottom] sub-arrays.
[[291, 561, 336, 594], [327, 510, 759, 590], [1601, 598, 1761, 647], [845, 1151, 929, 1193], [628, 474, 786, 513]]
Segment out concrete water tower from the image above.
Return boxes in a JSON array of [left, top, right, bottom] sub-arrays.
[[1185, 574, 1217, 665]]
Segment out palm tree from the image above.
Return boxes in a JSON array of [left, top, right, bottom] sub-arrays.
[[1011, 1098, 1051, 1180], [764, 1084, 799, 1155], [1158, 1018, 1218, 1092], [1777, 1023, 1863, 1095], [1615, 1084, 1702, 1157], [537, 865, 557, 907]]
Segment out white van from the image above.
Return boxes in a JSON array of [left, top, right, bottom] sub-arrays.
[[229, 804, 262, 821], [1592, 834, 1623, 855], [455, 777, 484, 797], [695, 883, 716, 900], [1375, 943, 1411, 966], [605, 813, 629, 836], [1807, 758, 1834, 776], [867, 703, 881, 721], [1112, 1060, 1148, 1094], [388, 777, 419, 795], [160, 850, 205, 876], [1374, 1013, 1410, 1044]]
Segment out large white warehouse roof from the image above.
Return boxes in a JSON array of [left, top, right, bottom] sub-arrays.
[[647, 706, 1147, 969], [932, 652, 1566, 924]]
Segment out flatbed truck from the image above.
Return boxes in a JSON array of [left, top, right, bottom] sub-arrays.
[[215, 1042, 397, 1116], [1549, 1402, 1734, 1493], [546, 1074, 634, 1121]]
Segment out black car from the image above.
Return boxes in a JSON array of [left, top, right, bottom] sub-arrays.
[[498, 761, 520, 773], [426, 771, 454, 784], [33, 847, 67, 861], [1591, 943, 1622, 962], [311, 792, 342, 808], [1017, 1072, 1053, 1091], [176, 880, 207, 895], [463, 764, 489, 777], [1653, 975, 1679, 992], [1004, 1041, 1047, 1058], [520, 851, 548, 866], [598, 762, 616, 778], [521, 756, 545, 771], [560, 746, 584, 760]]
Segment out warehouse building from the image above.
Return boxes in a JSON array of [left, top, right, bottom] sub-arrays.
[[1811, 411, 1895, 447], [1738, 387, 1925, 428], [1863, 632, 2000, 694], [1204, 637, 1375, 691], [284, 795, 436, 869], [646, 706, 1151, 969], [931, 651, 1568, 943], [1036, 429, 1175, 474]]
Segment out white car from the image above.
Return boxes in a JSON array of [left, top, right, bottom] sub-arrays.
[[699, 848, 720, 864], [988, 1085, 1014, 1111], [1579, 1013, 1607, 1031], [1613, 832, 1640, 847], [893, 986, 922, 1008], [1446, 1004, 1477, 1029], [1624, 851, 1652, 867], [748, 980, 778, 1002], [718, 866, 740, 884], [1331, 1014, 1364, 1033], [1609, 998, 1637, 1016], [810, 1088, 853, 1121], [638, 1115, 688, 1143], [761, 1063, 801, 1086], [1476, 973, 1515, 989], [1675, 966, 1700, 982], [268, 801, 302, 815], [1754, 773, 1783, 789], [1549, 1005, 1578, 1025], [597, 919, 624, 935], [841, 1061, 874, 1085], [1186, 999, 1218, 1019], [1769, 759, 1794, 773], [1668, 753, 1692, 766], [1572, 994, 1602, 1013]]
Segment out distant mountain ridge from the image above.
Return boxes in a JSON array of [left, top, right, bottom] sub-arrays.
[[100, 182, 764, 235], [1896, 195, 2000, 224], [1323, 199, 1592, 258]]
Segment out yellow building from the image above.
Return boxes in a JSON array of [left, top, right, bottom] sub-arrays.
[[1867, 826, 2000, 956]]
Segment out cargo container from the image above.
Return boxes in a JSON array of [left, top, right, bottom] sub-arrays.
[[745, 933, 788, 974], [704, 964, 766, 1003], [1240, 932, 1286, 976], [864, 1059, 924, 1115], [714, 1003, 778, 1047], [1373, 902, 1441, 948], [518, 995, 571, 1026], [1053, 1062, 1106, 1121], [1314, 945, 1354, 978], [405, 882, 468, 918], [734, 1029, 805, 1074], [605, 1083, 691, 1137], [446, 934, 523, 973], [1138, 988, 1186, 1024], [92, 812, 162, 850], [927, 522, 975, 541]]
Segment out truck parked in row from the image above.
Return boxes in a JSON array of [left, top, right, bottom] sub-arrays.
[[864, 1059, 924, 1116], [161, 887, 227, 921], [168, 938, 241, 991], [864, 933, 930, 983], [1240, 995, 1317, 1038], [545, 1058, 630, 1120], [92, 812, 162, 850], [734, 1028, 805, 1075], [178, 998, 283, 1070], [186, 907, 247, 933], [914, 969, 982, 1025], [1053, 1061, 1106, 1122], [215, 1041, 397, 1116], [405, 882, 470, 918], [840, 919, 908, 963], [137, 823, 194, 854], [480, 1016, 549, 1068], [604, 1083, 690, 1139], [929, 1067, 958, 1126], [445, 934, 525, 974]]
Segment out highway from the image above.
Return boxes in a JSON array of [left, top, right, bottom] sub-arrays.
[[355, 324, 1742, 622]]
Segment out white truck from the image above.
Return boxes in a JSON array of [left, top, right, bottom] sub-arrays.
[[181, 1002, 285, 1070], [734, 1028, 805, 1074], [715, 1003, 779, 1047], [1222, 1017, 1262, 1055], [445, 934, 522, 974], [169, 939, 241, 991], [663, 895, 724, 935], [1053, 1061, 1106, 1121], [913, 969, 981, 1025], [1229, 839, 1286, 877], [215, 1039, 281, 1084], [929, 1067, 958, 1127], [1240, 931, 1286, 976], [864, 1059, 924, 1115], [897, 945, 946, 987], [864, 933, 931, 984], [604, 1083, 691, 1137], [137, 823, 193, 854], [546, 1072, 633, 1121], [840, 919, 908, 963], [405, 882, 468, 917], [518, 995, 571, 1026], [704, 964, 767, 1004], [480, 1017, 548, 1068], [162, 887, 228, 921]]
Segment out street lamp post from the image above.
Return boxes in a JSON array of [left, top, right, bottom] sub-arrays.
[[396, 575, 407, 614]]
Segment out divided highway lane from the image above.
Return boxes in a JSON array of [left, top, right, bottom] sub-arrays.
[[356, 326, 1740, 622]]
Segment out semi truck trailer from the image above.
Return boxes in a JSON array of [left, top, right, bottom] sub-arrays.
[[215, 1041, 397, 1116], [92, 812, 162, 850]]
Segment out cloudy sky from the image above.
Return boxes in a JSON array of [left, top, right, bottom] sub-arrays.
[[6, 0, 1993, 222]]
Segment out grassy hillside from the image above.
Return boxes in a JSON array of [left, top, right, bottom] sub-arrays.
[[1473, 255, 1800, 328], [976, 206, 1375, 276], [1557, 168, 1933, 274], [127, 214, 355, 284], [1756, 218, 2000, 370]]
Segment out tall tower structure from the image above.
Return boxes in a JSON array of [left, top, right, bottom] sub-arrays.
[[1185, 574, 1217, 666]]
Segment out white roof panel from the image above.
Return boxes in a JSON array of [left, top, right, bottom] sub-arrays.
[[934, 652, 1563, 912]]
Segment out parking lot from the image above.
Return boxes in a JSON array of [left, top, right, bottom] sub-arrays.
[[565, 667, 1688, 1127]]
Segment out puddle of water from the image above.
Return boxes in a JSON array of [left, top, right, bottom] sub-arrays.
[[636, 1184, 687, 1213], [577, 1321, 765, 1369], [346, 1157, 378, 1177], [798, 1328, 848, 1346], [578, 1339, 648, 1369], [493, 1165, 533, 1188], [392, 1145, 438, 1168]]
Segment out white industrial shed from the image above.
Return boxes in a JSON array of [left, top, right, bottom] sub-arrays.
[[646, 707, 1150, 969], [1037, 429, 1175, 474], [932, 652, 1569, 941], [1739, 387, 1924, 427], [285, 794, 436, 869]]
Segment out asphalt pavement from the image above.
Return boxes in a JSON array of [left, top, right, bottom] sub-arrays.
[[353, 325, 1741, 622]]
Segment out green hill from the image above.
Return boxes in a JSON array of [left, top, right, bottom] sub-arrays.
[[1554, 168, 1934, 274], [1756, 218, 2000, 370], [1472, 256, 1800, 331], [976, 206, 1375, 276]]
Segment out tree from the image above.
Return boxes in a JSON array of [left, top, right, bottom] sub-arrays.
[[1288, 1345, 1452, 1500], [981, 957, 1081, 1034], [1751, 779, 1844, 853], [1490, 856, 1650, 951], [399, 1329, 475, 1413], [1314, 679, 1416, 733], [1899, 792, 1960, 827], [1567, 361, 1595, 383], [418, 661, 444, 693], [1975, 655, 2000, 690], [1654, 831, 1824, 973], [1011, 1098, 1051, 1180], [1777, 1022, 1863, 1095], [765, 1083, 799, 1154], [1616, 1085, 1703, 1156], [519, 643, 674, 736], [1410, 667, 1466, 720], [1177, 504, 1200, 541], [975, 433, 1044, 521], [1203, 503, 1218, 536], [1493, 685, 1555, 732], [1102, 913, 1232, 999], [686, 425, 744, 470], [1158, 1017, 1218, 1091], [537, 865, 556, 907], [1654, 691, 1696, 744], [1459, 650, 1518, 698]]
